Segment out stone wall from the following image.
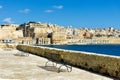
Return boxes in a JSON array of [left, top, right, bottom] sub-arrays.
[[17, 44, 120, 79], [0, 24, 23, 40], [52, 32, 67, 44], [0, 43, 17, 49]]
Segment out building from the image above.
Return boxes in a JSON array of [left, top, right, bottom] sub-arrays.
[[0, 24, 23, 43], [52, 31, 67, 44], [36, 38, 51, 45]]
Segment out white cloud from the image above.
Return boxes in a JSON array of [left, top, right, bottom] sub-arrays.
[[0, 5, 3, 9], [3, 17, 14, 23], [53, 5, 63, 9], [19, 9, 30, 14], [44, 5, 63, 13], [45, 10, 53, 13]]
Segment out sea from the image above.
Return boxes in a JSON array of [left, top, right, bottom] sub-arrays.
[[43, 44, 120, 56]]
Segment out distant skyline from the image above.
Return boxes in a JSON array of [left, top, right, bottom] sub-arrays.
[[0, 0, 120, 29]]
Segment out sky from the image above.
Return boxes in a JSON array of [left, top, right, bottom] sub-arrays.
[[0, 0, 120, 29]]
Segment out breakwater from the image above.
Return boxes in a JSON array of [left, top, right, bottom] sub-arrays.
[[17, 44, 120, 79]]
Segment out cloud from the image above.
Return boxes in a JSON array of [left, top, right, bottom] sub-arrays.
[[2, 17, 14, 23], [0, 5, 3, 9], [44, 5, 63, 13], [53, 5, 63, 9], [19, 9, 30, 14], [45, 10, 53, 13]]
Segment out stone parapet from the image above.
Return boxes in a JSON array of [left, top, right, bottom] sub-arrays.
[[0, 43, 17, 49], [17, 44, 120, 79]]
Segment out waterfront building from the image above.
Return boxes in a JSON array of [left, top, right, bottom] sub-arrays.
[[17, 21, 67, 44], [0, 22, 120, 44], [0, 24, 23, 43], [83, 31, 93, 39], [52, 31, 67, 44], [66, 27, 74, 35], [36, 38, 51, 45]]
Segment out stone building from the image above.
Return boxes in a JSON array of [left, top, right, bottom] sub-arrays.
[[18, 21, 66, 45], [52, 31, 67, 44], [83, 31, 93, 39], [0, 24, 23, 43], [36, 38, 51, 45], [19, 22, 55, 38]]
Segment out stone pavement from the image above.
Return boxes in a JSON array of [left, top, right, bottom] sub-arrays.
[[0, 49, 115, 80]]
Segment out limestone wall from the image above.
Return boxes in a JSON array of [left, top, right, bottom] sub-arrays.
[[0, 43, 17, 49], [17, 45, 120, 79]]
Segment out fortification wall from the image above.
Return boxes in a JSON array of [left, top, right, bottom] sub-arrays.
[[0, 43, 17, 49], [16, 44, 120, 79]]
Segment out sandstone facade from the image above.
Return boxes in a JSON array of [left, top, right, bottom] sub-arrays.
[[0, 24, 23, 43]]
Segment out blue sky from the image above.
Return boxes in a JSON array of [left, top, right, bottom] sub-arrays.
[[0, 0, 120, 29]]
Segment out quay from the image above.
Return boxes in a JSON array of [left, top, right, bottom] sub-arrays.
[[0, 48, 114, 80]]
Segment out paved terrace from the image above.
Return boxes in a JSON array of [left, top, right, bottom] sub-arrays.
[[0, 49, 115, 80]]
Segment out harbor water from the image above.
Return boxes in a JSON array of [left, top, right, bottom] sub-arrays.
[[43, 44, 120, 56]]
